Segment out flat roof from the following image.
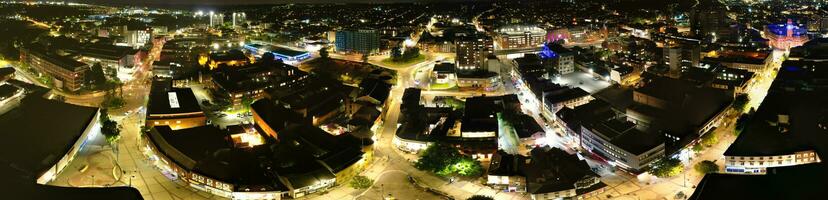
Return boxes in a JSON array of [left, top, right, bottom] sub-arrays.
[[147, 87, 202, 115], [0, 84, 21, 100], [526, 147, 604, 195], [690, 163, 828, 200], [22, 46, 88, 71], [0, 91, 98, 178], [724, 91, 828, 156], [149, 126, 282, 191], [270, 46, 308, 57]]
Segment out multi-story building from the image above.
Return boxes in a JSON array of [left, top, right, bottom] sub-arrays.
[[580, 118, 666, 171], [662, 40, 701, 78], [542, 44, 575, 75], [125, 27, 151, 48], [19, 46, 89, 91], [494, 26, 546, 49], [525, 147, 606, 200], [690, 0, 732, 39], [78, 44, 143, 80], [0, 91, 101, 185], [455, 34, 493, 71], [211, 62, 309, 109], [231, 12, 246, 28], [209, 12, 225, 27], [146, 82, 206, 130], [702, 50, 771, 73], [765, 19, 810, 50], [335, 30, 380, 55]]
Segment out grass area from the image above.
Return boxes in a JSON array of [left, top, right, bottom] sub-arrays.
[[429, 82, 456, 90], [299, 58, 396, 85], [379, 54, 429, 69]]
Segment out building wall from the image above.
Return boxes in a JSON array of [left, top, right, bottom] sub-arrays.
[[530, 188, 576, 200], [487, 175, 526, 192], [457, 76, 500, 90], [555, 55, 575, 75], [20, 48, 88, 91], [581, 126, 665, 171], [335, 30, 380, 55], [725, 151, 821, 174], [37, 109, 101, 184], [632, 91, 668, 110], [146, 113, 207, 130], [392, 134, 432, 153]]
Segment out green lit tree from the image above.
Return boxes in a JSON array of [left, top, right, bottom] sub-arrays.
[[700, 131, 718, 147], [648, 158, 683, 178], [99, 109, 121, 147], [415, 143, 483, 178], [349, 175, 373, 189]]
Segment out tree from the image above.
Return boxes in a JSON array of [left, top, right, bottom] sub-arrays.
[[403, 47, 420, 60], [101, 94, 126, 109], [390, 46, 403, 61], [349, 175, 373, 189], [99, 109, 121, 147], [733, 94, 749, 112], [86, 63, 107, 88], [467, 195, 494, 200], [361, 53, 369, 63], [319, 47, 329, 59], [700, 131, 718, 147], [694, 160, 719, 174], [416, 143, 483, 178], [648, 158, 683, 178]]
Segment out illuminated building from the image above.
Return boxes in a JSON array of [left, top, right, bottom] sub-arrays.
[[690, 0, 732, 39], [19, 46, 89, 91], [0, 91, 101, 185], [455, 34, 493, 71], [211, 62, 309, 109], [207, 50, 251, 69], [765, 19, 810, 50], [243, 44, 311, 64], [542, 43, 575, 75], [334, 29, 380, 55], [662, 39, 701, 78], [145, 85, 207, 130], [494, 25, 547, 49]]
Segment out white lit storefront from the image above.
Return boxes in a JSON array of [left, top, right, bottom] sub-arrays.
[[393, 135, 432, 153], [725, 151, 821, 174]]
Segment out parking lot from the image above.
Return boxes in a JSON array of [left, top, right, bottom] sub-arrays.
[[552, 70, 612, 94]]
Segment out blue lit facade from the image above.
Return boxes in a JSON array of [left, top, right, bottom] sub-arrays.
[[244, 44, 311, 62], [539, 43, 558, 59]]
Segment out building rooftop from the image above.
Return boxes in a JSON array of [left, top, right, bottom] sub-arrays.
[[586, 119, 664, 155], [543, 87, 590, 105], [0, 67, 15, 78], [0, 84, 21, 100], [149, 126, 282, 191], [525, 147, 605, 195], [433, 62, 456, 73], [0, 91, 98, 179], [81, 44, 138, 60], [22, 45, 88, 71], [488, 150, 527, 177], [210, 49, 248, 62], [147, 87, 202, 115], [724, 88, 828, 157], [690, 163, 828, 200], [251, 99, 307, 133], [631, 77, 733, 139]]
